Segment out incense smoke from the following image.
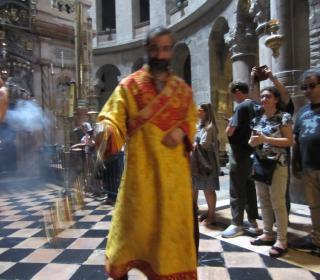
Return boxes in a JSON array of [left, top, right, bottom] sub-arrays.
[[5, 99, 51, 132]]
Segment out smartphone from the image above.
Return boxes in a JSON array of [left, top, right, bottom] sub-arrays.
[[256, 65, 267, 70]]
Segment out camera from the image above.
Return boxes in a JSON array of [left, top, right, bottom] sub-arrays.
[[254, 65, 268, 82]]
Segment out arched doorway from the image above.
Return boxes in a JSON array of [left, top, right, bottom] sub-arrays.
[[95, 64, 121, 111], [209, 17, 232, 165], [171, 43, 191, 85]]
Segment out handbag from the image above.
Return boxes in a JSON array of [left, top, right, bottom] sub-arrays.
[[191, 146, 212, 176], [252, 154, 278, 185]]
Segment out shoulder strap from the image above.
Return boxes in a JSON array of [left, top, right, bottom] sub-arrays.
[[248, 100, 260, 121]]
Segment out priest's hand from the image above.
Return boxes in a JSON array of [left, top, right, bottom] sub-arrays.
[[162, 127, 185, 148]]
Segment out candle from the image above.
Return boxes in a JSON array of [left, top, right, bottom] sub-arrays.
[[61, 50, 64, 68], [68, 82, 75, 117]]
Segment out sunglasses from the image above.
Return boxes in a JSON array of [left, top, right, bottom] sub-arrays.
[[300, 83, 319, 91]]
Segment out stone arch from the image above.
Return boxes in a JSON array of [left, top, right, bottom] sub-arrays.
[[209, 17, 232, 164], [94, 64, 121, 110], [132, 58, 145, 72], [171, 43, 191, 85]]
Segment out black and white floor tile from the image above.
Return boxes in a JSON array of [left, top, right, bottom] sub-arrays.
[[0, 179, 319, 280]]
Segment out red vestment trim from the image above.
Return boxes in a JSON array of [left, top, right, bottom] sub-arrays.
[[106, 258, 198, 280]]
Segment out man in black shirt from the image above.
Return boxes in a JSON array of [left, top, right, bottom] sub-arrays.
[[222, 81, 260, 238], [292, 68, 320, 253]]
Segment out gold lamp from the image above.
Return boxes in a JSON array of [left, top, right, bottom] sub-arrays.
[[265, 19, 284, 58]]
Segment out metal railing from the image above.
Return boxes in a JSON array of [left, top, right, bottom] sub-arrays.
[[100, 151, 124, 199], [39, 145, 124, 199]]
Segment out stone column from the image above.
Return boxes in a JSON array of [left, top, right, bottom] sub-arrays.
[[39, 37, 54, 145], [149, 0, 167, 28], [225, 26, 257, 85], [250, 0, 272, 88], [270, 0, 309, 204], [269, 0, 299, 86], [309, 0, 320, 67], [115, 0, 134, 42], [40, 61, 52, 145], [188, 37, 211, 105]]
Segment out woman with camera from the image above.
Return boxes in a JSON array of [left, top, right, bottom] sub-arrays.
[[251, 65, 294, 115], [251, 65, 294, 222], [191, 103, 220, 226], [248, 86, 293, 258]]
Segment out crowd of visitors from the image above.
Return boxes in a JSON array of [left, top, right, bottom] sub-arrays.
[[207, 65, 318, 259]]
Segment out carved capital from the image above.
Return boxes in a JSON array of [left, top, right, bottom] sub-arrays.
[[249, 0, 270, 34], [224, 25, 256, 60]]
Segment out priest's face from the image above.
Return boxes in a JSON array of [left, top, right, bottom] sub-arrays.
[[147, 34, 173, 72]]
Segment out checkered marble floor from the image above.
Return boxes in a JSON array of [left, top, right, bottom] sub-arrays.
[[0, 182, 319, 280]]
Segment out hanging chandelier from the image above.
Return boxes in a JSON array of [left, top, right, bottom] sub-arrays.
[[264, 19, 284, 58]]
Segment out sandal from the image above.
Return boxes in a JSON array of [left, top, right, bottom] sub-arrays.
[[250, 238, 275, 246], [269, 246, 288, 258], [199, 213, 208, 222], [201, 218, 216, 226]]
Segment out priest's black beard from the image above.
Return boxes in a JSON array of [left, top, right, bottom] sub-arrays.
[[148, 58, 170, 72]]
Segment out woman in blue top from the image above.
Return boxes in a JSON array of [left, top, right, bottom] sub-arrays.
[[248, 86, 293, 258]]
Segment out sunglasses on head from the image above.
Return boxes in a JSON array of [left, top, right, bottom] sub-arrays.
[[300, 83, 319, 91], [260, 93, 273, 99]]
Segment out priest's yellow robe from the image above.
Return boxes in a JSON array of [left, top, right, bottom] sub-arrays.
[[97, 66, 198, 279]]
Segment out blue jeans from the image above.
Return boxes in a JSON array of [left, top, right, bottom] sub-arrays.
[[302, 169, 320, 247]]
